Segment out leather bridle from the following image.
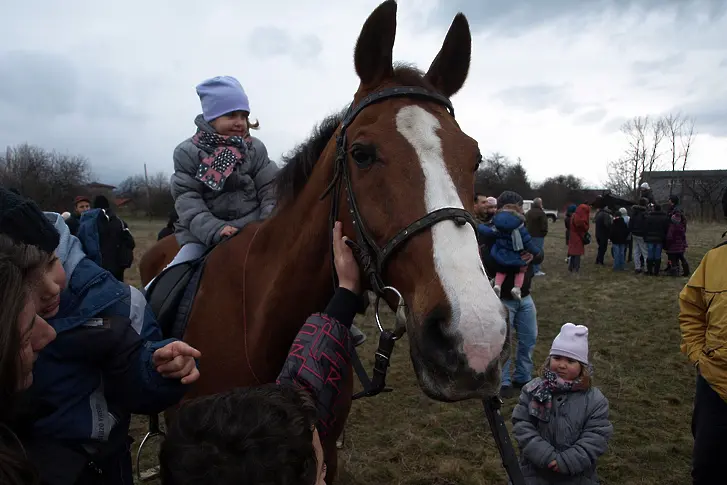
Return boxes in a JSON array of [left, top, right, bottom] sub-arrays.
[[321, 85, 477, 299]]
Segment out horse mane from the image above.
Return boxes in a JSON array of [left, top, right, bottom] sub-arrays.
[[273, 64, 436, 208]]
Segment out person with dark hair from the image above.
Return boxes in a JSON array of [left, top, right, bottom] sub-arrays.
[[158, 209, 179, 241], [477, 190, 543, 399], [629, 198, 649, 273], [0, 187, 200, 485], [160, 221, 357, 485], [76, 195, 136, 281], [0, 235, 57, 485], [679, 197, 727, 484], [643, 203, 670, 275], [65, 195, 91, 236], [594, 207, 612, 265]]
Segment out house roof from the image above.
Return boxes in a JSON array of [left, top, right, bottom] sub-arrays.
[[115, 198, 132, 207], [643, 170, 727, 180], [86, 182, 117, 189]]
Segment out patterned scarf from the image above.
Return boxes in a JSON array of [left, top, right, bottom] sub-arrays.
[[192, 129, 252, 191], [528, 367, 589, 422]]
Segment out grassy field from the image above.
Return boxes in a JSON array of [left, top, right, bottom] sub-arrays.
[[125, 217, 724, 485]]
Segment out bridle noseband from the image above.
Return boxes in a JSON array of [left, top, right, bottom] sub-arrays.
[[322, 86, 478, 300]]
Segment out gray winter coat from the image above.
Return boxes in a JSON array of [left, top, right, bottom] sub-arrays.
[[170, 116, 279, 247], [511, 379, 613, 485]]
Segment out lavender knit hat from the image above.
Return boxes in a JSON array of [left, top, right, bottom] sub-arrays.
[[549, 323, 589, 365], [196, 76, 250, 122]]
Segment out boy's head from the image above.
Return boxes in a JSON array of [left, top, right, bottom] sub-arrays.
[[74, 196, 91, 214], [160, 384, 327, 485]]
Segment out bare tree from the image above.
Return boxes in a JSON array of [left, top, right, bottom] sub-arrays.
[[663, 113, 696, 172], [0, 144, 93, 211], [680, 117, 695, 170], [682, 175, 727, 221]]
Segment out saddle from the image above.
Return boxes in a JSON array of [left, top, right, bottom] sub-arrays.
[[144, 249, 212, 340]]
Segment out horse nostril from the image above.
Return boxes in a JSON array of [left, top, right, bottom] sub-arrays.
[[422, 305, 459, 367]]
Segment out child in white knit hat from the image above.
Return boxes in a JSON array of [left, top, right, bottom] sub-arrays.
[[511, 323, 613, 484]]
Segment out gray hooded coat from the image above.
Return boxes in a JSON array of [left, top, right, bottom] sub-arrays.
[[170, 115, 279, 247], [511, 378, 613, 484]]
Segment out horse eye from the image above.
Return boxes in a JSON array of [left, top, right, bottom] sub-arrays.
[[351, 144, 376, 168]]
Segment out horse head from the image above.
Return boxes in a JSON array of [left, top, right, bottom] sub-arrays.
[[332, 0, 508, 401]]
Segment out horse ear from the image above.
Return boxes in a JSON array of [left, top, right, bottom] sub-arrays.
[[354, 0, 397, 86], [425, 13, 471, 98]]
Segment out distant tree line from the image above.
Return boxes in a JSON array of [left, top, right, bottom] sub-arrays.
[[475, 152, 592, 211], [0, 144, 93, 212]]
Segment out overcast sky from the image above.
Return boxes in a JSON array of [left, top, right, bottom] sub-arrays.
[[1, 0, 725, 188]]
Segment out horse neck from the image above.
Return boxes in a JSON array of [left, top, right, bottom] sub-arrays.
[[252, 167, 337, 315]]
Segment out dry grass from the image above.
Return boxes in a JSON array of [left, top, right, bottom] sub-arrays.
[[126, 218, 725, 484]]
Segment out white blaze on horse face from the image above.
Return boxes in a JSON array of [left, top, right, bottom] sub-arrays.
[[395, 105, 506, 374]]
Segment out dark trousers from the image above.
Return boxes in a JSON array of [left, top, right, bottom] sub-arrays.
[[596, 239, 608, 264], [692, 374, 727, 484], [667, 253, 690, 276]]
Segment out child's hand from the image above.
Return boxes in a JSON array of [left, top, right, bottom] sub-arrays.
[[220, 225, 239, 237], [521, 252, 534, 264], [333, 221, 361, 294], [548, 460, 560, 473], [152, 341, 202, 384]]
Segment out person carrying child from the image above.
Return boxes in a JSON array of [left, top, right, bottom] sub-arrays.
[[477, 201, 542, 300], [512, 323, 613, 484]]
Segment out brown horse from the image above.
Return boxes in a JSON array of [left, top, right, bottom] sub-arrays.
[[142, 1, 508, 481], [139, 234, 177, 286]]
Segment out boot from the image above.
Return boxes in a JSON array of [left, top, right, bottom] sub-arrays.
[[653, 260, 661, 276], [682, 260, 691, 277], [644, 259, 652, 275]]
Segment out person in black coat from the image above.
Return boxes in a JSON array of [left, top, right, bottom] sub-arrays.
[[643, 204, 670, 275], [609, 214, 630, 271], [594, 208, 612, 265], [158, 209, 179, 241]]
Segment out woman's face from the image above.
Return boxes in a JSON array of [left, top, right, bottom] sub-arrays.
[[17, 294, 56, 389], [210, 110, 249, 137], [549, 355, 582, 381], [34, 254, 66, 319]]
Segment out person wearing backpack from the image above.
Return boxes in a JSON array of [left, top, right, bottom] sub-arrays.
[[78, 196, 136, 282]]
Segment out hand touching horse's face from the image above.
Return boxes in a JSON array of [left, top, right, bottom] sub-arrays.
[[343, 1, 508, 401]]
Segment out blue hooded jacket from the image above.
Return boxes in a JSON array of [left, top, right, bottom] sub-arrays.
[[26, 213, 189, 450], [477, 209, 541, 267]]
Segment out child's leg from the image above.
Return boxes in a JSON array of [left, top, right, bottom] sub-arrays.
[[513, 266, 526, 288], [144, 242, 206, 291], [494, 272, 506, 287]]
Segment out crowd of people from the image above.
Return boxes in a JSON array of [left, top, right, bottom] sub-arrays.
[[0, 73, 721, 485]]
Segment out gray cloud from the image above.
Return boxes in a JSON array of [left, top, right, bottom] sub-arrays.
[[493, 83, 578, 114], [248, 27, 323, 63], [720, 57, 727, 67], [632, 52, 686, 74], [0, 50, 148, 183], [430, 0, 726, 34], [672, 98, 727, 137], [574, 108, 608, 124], [602, 116, 629, 133]]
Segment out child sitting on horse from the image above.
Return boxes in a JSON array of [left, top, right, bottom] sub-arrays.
[[477, 196, 542, 300], [0, 187, 201, 485], [511, 323, 613, 484], [165, 75, 279, 272], [159, 222, 359, 485]]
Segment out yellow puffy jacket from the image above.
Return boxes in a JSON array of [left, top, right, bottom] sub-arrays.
[[679, 241, 727, 402]]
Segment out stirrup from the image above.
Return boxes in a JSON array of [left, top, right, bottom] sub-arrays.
[[135, 414, 165, 482]]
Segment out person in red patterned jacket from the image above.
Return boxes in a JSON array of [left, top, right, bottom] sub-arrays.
[[159, 221, 359, 485]]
